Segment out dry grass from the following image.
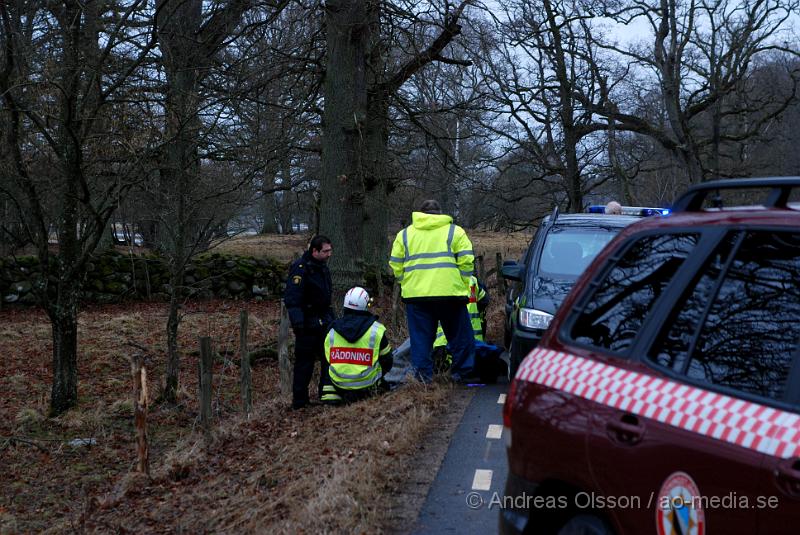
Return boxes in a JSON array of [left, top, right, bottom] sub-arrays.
[[212, 233, 309, 263], [468, 229, 531, 262], [0, 300, 281, 533], [1, 230, 524, 533], [75, 382, 454, 534], [212, 230, 531, 266], [0, 299, 466, 534]]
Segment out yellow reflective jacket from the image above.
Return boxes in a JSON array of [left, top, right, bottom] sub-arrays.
[[434, 276, 486, 349], [324, 322, 390, 390], [388, 212, 474, 300]]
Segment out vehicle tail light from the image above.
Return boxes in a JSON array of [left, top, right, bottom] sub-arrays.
[[503, 377, 518, 448]]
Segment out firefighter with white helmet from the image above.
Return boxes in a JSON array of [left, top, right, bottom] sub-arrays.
[[323, 286, 393, 403]]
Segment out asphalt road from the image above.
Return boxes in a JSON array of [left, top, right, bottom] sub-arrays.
[[413, 377, 510, 534]]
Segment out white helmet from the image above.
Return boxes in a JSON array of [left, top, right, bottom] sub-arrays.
[[343, 287, 370, 311]]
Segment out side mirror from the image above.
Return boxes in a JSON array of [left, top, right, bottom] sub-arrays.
[[501, 261, 523, 281]]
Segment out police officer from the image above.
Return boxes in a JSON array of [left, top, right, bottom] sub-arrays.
[[324, 287, 393, 403], [284, 235, 337, 410], [389, 199, 476, 383]]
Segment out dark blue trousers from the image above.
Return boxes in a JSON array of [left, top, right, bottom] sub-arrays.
[[292, 328, 330, 407], [406, 300, 475, 382]]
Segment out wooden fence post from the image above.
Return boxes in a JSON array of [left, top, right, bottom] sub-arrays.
[[495, 252, 507, 298], [131, 355, 149, 476], [199, 336, 213, 429], [476, 254, 486, 282], [278, 302, 292, 399], [240, 308, 251, 417]]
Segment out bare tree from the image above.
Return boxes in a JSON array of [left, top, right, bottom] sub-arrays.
[[475, 0, 617, 212], [591, 0, 800, 183], [153, 0, 276, 404], [0, 0, 158, 414], [320, 0, 476, 292], [221, 3, 324, 235]]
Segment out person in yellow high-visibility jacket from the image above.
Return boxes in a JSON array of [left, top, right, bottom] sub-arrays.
[[389, 199, 476, 382], [324, 286, 393, 403]]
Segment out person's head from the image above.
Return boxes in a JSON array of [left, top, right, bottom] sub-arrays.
[[419, 199, 442, 214], [343, 286, 371, 312], [309, 235, 333, 262], [605, 201, 622, 215]]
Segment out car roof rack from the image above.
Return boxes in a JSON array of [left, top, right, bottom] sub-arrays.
[[672, 177, 800, 212]]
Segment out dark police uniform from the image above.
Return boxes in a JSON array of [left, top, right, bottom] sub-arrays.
[[284, 250, 334, 409]]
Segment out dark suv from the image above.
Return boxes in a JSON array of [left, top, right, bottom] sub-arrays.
[[501, 210, 646, 377], [501, 178, 800, 535]]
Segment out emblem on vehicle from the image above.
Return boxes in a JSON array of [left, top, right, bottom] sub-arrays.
[[656, 471, 705, 535]]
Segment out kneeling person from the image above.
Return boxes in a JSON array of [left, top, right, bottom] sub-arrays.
[[324, 287, 393, 403]]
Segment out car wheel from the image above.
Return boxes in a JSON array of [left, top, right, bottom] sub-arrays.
[[556, 514, 614, 535]]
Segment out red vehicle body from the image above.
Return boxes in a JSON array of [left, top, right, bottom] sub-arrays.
[[501, 179, 800, 535]]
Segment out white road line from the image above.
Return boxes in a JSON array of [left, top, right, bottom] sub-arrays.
[[486, 424, 503, 440], [484, 441, 494, 462], [472, 469, 493, 491], [497, 394, 506, 404]]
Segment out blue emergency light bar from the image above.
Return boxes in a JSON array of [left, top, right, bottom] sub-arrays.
[[586, 205, 671, 217]]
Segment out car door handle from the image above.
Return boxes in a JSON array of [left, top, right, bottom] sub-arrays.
[[775, 458, 800, 498], [606, 414, 645, 445]]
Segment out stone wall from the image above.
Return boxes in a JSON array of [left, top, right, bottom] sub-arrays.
[[0, 250, 287, 305]]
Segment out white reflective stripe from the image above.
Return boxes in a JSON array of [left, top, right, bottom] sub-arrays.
[[330, 362, 380, 380], [460, 270, 473, 276], [389, 256, 404, 262], [517, 347, 800, 459], [368, 322, 379, 349], [404, 262, 459, 272], [332, 374, 380, 389], [454, 249, 474, 258], [447, 224, 455, 253], [405, 251, 456, 261], [328, 329, 335, 345]]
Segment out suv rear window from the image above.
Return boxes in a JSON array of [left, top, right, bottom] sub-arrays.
[[651, 231, 800, 402], [569, 233, 699, 353]]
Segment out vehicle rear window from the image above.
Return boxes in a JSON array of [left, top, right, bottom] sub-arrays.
[[656, 231, 800, 401], [569, 233, 699, 353], [537, 228, 617, 279]]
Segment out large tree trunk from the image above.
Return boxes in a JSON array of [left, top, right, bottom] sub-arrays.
[[49, 2, 83, 415], [543, 0, 583, 212], [607, 113, 633, 204], [164, 270, 183, 403], [260, 173, 280, 234], [157, 0, 200, 403], [362, 34, 390, 288], [683, 149, 705, 184], [564, 128, 583, 211], [320, 0, 370, 292], [48, 287, 80, 415]]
